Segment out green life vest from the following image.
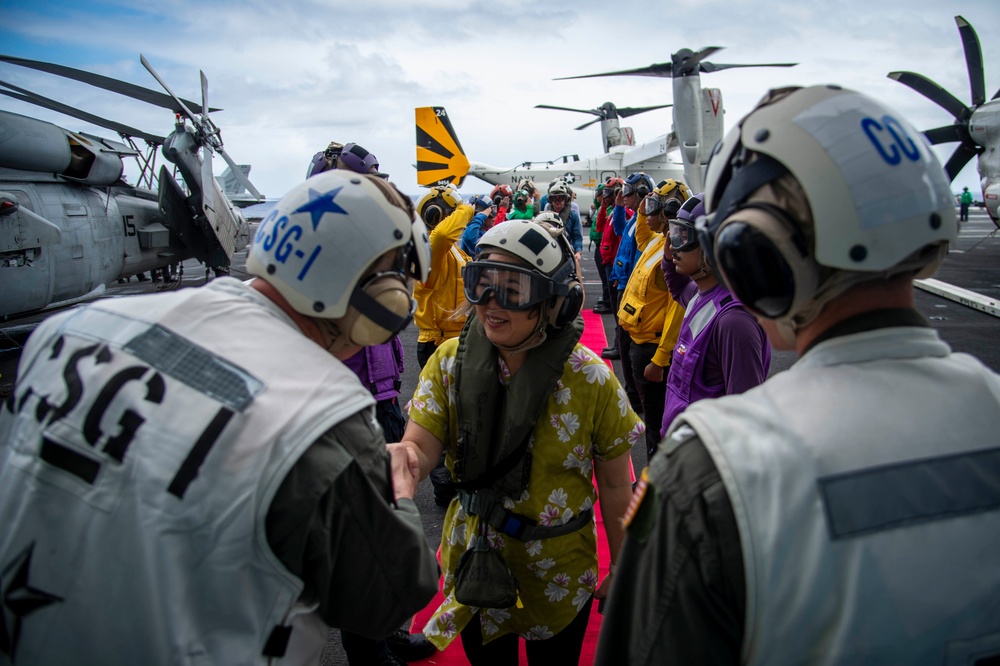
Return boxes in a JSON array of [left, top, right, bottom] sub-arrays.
[[452, 312, 583, 499]]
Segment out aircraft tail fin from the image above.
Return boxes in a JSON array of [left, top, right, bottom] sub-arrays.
[[415, 106, 470, 188], [216, 164, 251, 196]]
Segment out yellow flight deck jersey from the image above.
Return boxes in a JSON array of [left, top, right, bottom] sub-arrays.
[[617, 232, 684, 367], [414, 204, 474, 346]]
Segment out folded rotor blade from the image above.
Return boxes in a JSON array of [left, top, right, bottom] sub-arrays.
[[0, 79, 164, 144], [535, 104, 603, 117], [141, 54, 198, 125], [0, 53, 219, 114], [943, 143, 979, 180], [616, 103, 673, 118], [200, 70, 209, 117], [955, 16, 985, 107], [923, 124, 963, 145], [217, 145, 263, 200], [575, 118, 602, 131], [887, 71, 968, 119]]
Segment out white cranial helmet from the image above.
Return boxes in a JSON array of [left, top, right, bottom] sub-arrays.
[[247, 170, 430, 319], [699, 85, 957, 323]]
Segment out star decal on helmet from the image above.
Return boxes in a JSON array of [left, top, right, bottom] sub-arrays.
[[294, 186, 348, 231], [1, 542, 63, 659]]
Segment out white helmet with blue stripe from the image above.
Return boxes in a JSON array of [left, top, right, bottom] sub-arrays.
[[247, 171, 430, 322]]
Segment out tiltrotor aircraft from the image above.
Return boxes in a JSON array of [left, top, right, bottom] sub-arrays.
[[0, 53, 263, 320], [415, 47, 795, 200], [888, 15, 999, 226]]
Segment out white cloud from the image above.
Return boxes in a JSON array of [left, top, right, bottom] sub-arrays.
[[2, 0, 997, 199]]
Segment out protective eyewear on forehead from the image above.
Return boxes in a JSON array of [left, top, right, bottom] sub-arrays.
[[668, 222, 700, 252], [643, 196, 682, 218], [462, 261, 563, 311]]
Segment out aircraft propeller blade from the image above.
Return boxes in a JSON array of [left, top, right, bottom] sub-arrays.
[[616, 103, 673, 118], [923, 125, 964, 145], [943, 143, 979, 180], [699, 62, 798, 73], [672, 47, 724, 76], [140, 54, 199, 126], [555, 47, 796, 81], [535, 104, 604, 117], [0, 53, 219, 114], [887, 71, 968, 119], [554, 62, 674, 80], [0, 79, 164, 144], [955, 16, 985, 107], [575, 118, 602, 131], [536, 102, 670, 127]]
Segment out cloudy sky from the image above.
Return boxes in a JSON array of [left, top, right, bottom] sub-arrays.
[[2, 0, 997, 201]]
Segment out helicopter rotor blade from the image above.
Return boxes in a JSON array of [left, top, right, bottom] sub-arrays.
[[200, 70, 209, 118], [140, 54, 199, 125], [217, 145, 263, 200], [0, 79, 164, 144], [0, 53, 219, 114], [887, 71, 968, 119], [955, 16, 985, 107]]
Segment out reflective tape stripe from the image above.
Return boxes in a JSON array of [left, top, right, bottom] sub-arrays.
[[125, 325, 262, 412], [818, 447, 1000, 540]]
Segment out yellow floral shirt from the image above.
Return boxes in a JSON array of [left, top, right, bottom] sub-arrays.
[[408, 338, 644, 648]]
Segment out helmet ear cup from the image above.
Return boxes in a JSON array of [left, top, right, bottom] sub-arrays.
[[422, 203, 443, 227], [553, 279, 584, 328], [711, 202, 818, 319], [343, 274, 414, 347]]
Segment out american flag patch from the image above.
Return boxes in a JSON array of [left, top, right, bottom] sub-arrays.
[[623, 467, 650, 527]]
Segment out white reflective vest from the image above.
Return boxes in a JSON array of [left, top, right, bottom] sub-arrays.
[[0, 278, 375, 665], [671, 325, 1000, 665]]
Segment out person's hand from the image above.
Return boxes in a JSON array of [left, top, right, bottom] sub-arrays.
[[615, 191, 625, 207], [500, 196, 510, 209], [595, 568, 614, 601], [644, 361, 665, 383], [387, 442, 420, 501]]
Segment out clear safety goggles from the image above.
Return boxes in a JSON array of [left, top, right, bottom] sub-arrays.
[[548, 193, 569, 204], [643, 195, 683, 218], [668, 221, 700, 252], [462, 260, 563, 310], [622, 182, 650, 198]]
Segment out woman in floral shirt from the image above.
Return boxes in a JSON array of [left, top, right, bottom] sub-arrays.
[[394, 217, 642, 664]]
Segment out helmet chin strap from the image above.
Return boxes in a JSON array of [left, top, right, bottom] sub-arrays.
[[312, 317, 352, 355], [689, 250, 713, 281]]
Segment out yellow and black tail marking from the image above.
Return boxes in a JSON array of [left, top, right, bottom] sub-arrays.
[[415, 106, 470, 188]]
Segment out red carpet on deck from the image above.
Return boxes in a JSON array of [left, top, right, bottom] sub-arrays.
[[407, 308, 615, 665]]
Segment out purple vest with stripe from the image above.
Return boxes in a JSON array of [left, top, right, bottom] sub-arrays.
[[661, 285, 744, 435]]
